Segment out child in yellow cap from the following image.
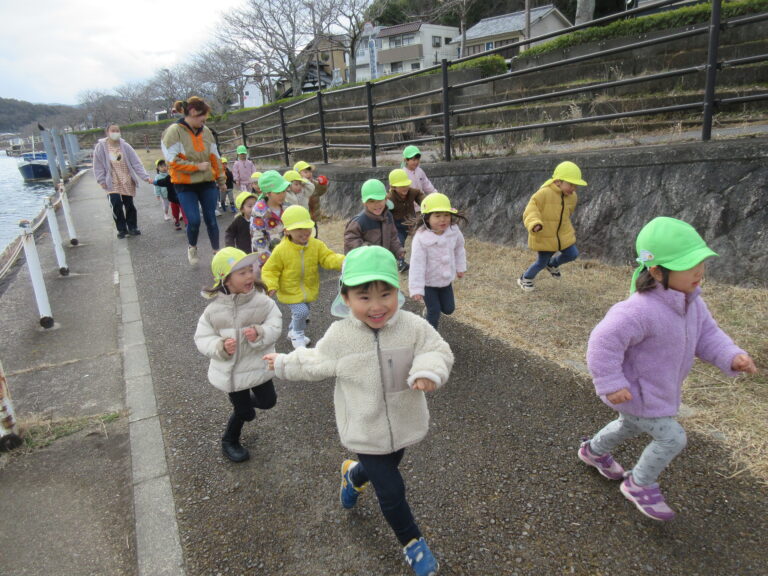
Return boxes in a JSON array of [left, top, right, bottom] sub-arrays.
[[294, 160, 328, 222], [263, 245, 453, 576], [261, 205, 344, 349], [518, 161, 586, 291], [387, 168, 426, 249], [581, 217, 756, 521], [283, 169, 310, 210], [194, 247, 283, 462], [225, 191, 258, 253]]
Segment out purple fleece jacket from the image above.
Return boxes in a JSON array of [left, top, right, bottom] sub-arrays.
[[587, 285, 744, 418]]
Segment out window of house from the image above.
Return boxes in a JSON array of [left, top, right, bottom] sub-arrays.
[[485, 41, 494, 51], [445, 37, 453, 45], [391, 62, 403, 73], [432, 36, 441, 47], [466, 44, 482, 56], [403, 35, 415, 46], [390, 36, 401, 48], [411, 63, 421, 70], [356, 45, 367, 57], [495, 39, 511, 47]]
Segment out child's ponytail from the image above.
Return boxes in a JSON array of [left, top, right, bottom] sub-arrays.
[[635, 266, 670, 292]]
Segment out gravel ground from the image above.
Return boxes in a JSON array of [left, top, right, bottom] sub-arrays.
[[129, 193, 768, 576]]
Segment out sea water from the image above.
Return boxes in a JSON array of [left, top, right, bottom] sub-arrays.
[[0, 151, 56, 252]]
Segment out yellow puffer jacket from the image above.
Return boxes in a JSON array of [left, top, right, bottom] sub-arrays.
[[522, 182, 578, 252], [261, 237, 344, 304]]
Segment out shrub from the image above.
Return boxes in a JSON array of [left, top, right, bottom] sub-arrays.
[[450, 55, 508, 78]]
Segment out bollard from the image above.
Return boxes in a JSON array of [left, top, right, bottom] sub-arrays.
[[19, 220, 54, 329], [57, 182, 79, 245], [45, 196, 69, 276], [0, 359, 23, 452]]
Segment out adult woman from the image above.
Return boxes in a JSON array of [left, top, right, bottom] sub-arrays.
[[161, 97, 227, 264], [93, 124, 152, 239]]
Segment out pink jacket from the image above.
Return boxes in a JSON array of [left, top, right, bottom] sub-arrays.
[[403, 165, 436, 194], [408, 225, 466, 296], [232, 159, 256, 190]]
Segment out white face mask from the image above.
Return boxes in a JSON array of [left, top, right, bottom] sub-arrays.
[[108, 132, 121, 141]]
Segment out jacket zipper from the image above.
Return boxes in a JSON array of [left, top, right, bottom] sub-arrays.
[[374, 331, 396, 453], [230, 296, 240, 393], [300, 248, 308, 301], [556, 193, 564, 251]]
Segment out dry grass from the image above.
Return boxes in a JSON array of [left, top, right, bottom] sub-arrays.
[[12, 411, 122, 452], [321, 219, 768, 484]]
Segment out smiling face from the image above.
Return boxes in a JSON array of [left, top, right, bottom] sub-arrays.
[[287, 228, 312, 246], [427, 211, 452, 234], [394, 185, 410, 198], [405, 156, 420, 170], [365, 198, 386, 216], [224, 265, 256, 294], [299, 168, 313, 180], [342, 281, 399, 329], [653, 262, 706, 294], [290, 181, 303, 194]]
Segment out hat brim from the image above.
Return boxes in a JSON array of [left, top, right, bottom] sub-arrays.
[[562, 177, 587, 186], [231, 253, 261, 272], [267, 181, 290, 193], [390, 179, 412, 187], [661, 246, 718, 271], [363, 193, 387, 202], [285, 218, 315, 231]]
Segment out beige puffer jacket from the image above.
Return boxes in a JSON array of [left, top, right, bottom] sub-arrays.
[[195, 289, 282, 393]]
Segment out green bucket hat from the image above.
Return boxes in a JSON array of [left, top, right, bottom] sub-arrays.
[[630, 216, 718, 293], [361, 179, 387, 203], [403, 145, 421, 159], [258, 170, 290, 194], [236, 145, 248, 155], [330, 245, 405, 317], [211, 247, 259, 289]]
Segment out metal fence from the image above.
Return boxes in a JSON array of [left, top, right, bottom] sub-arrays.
[[215, 0, 768, 167]]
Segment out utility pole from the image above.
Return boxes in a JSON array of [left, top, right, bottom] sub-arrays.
[[306, 1, 323, 90]]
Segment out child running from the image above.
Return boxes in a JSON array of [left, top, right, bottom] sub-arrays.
[[387, 168, 426, 251], [224, 191, 258, 253], [194, 247, 283, 463], [408, 193, 467, 330], [232, 145, 256, 192], [154, 159, 186, 231], [261, 205, 344, 349], [344, 179, 407, 272], [294, 160, 329, 223], [250, 171, 263, 197], [220, 157, 236, 213], [518, 161, 586, 291], [263, 245, 453, 576], [250, 170, 288, 268], [283, 170, 310, 210], [580, 217, 757, 521], [153, 158, 172, 221], [401, 146, 437, 195]]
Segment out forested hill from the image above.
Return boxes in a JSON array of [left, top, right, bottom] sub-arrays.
[[0, 98, 73, 133]]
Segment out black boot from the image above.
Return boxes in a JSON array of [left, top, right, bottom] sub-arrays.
[[221, 414, 249, 462]]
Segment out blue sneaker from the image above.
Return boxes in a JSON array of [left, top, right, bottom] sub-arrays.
[[340, 459, 367, 509], [403, 538, 438, 576]]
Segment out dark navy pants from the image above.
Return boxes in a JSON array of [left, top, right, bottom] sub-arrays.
[[423, 284, 455, 330], [523, 244, 579, 279], [176, 182, 220, 250]]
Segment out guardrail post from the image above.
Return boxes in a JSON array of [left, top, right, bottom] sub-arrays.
[[57, 182, 79, 245], [366, 82, 377, 168], [316, 92, 329, 164], [0, 359, 23, 452], [45, 196, 69, 276], [240, 122, 248, 149], [701, 0, 722, 141], [19, 220, 54, 328], [51, 128, 69, 178], [278, 107, 290, 167], [441, 59, 452, 162], [40, 130, 61, 184]]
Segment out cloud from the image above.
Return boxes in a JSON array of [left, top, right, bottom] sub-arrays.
[[0, 0, 243, 105]]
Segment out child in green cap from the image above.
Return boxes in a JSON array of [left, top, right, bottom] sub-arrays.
[[518, 160, 586, 291], [263, 245, 453, 576], [344, 179, 407, 271], [580, 217, 756, 522], [195, 247, 283, 463], [250, 170, 289, 267], [232, 145, 255, 192], [402, 145, 437, 195]]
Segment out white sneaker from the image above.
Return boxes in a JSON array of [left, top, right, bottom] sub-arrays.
[[187, 246, 199, 265], [214, 209, 222, 216], [163, 213, 171, 221], [291, 337, 307, 349]]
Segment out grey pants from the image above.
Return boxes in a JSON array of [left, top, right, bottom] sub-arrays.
[[590, 413, 687, 486]]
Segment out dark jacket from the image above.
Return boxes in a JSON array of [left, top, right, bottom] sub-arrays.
[[154, 174, 179, 204], [225, 215, 252, 253], [343, 208, 404, 259], [387, 187, 426, 222], [224, 167, 234, 190]]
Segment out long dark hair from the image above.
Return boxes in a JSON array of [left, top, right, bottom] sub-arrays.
[[635, 266, 670, 292]]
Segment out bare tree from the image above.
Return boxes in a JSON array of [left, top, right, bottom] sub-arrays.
[[433, 0, 481, 58], [114, 81, 156, 122], [77, 89, 120, 128], [329, 0, 388, 84], [220, 0, 317, 99], [191, 42, 254, 111], [574, 0, 596, 24]]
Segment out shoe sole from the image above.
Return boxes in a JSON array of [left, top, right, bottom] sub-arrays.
[[619, 483, 675, 522], [577, 446, 624, 480]]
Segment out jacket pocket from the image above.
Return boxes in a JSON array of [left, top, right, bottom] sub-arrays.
[[379, 347, 414, 394]]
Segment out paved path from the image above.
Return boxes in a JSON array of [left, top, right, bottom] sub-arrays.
[[1, 171, 767, 575]]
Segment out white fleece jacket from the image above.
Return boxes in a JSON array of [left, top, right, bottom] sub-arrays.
[[274, 310, 453, 454]]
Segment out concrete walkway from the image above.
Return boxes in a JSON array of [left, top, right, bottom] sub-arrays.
[[1, 170, 767, 575]]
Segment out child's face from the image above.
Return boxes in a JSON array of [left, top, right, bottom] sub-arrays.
[[558, 180, 578, 195], [242, 197, 257, 219], [238, 154, 246, 161], [343, 282, 399, 329], [427, 212, 452, 234], [405, 156, 420, 170], [394, 185, 410, 198], [224, 266, 256, 294], [299, 168, 313, 180], [365, 199, 386, 216], [290, 181, 303, 193], [287, 228, 312, 246], [158, 164, 168, 173], [268, 190, 286, 204], [655, 262, 706, 294]]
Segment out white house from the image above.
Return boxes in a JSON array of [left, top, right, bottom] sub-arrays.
[[452, 5, 571, 59], [355, 21, 460, 80]]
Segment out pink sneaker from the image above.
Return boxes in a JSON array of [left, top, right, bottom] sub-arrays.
[[620, 474, 676, 521], [578, 439, 625, 480]]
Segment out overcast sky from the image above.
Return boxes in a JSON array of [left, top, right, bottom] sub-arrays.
[[0, 0, 244, 105]]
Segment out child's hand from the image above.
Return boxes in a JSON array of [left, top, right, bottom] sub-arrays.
[[732, 353, 757, 374], [412, 294, 423, 302], [263, 353, 278, 371], [268, 289, 277, 297], [243, 327, 259, 342], [457, 272, 465, 279], [606, 388, 632, 404], [412, 378, 437, 392], [223, 338, 236, 355], [532, 224, 543, 233]]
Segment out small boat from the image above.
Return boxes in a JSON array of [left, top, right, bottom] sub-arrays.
[[18, 152, 52, 181]]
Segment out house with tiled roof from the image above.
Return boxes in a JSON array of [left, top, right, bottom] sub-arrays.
[[452, 5, 571, 59], [355, 21, 459, 81]]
